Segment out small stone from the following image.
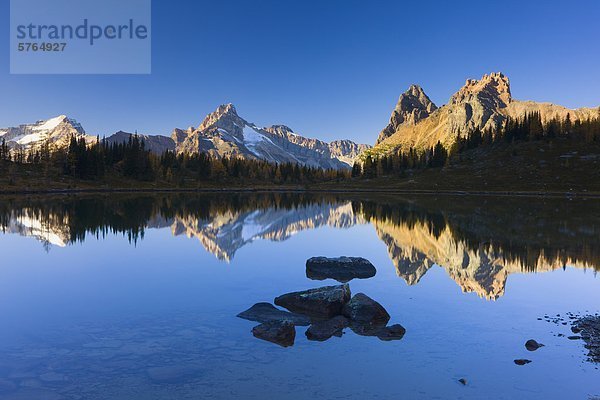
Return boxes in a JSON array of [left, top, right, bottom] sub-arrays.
[[458, 378, 467, 385], [514, 359, 532, 366], [376, 324, 406, 341], [252, 321, 296, 347], [525, 339, 544, 351]]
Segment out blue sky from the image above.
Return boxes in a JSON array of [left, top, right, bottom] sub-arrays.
[[1, 0, 599, 144]]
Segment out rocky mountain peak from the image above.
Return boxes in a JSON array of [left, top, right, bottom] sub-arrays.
[[450, 72, 512, 108], [376, 84, 438, 143], [198, 103, 246, 131], [264, 125, 296, 137]]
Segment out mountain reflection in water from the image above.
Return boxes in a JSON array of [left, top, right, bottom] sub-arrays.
[[1, 193, 598, 299]]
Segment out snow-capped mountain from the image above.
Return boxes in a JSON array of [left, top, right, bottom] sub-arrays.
[[0, 115, 93, 151], [172, 104, 370, 169], [1, 107, 369, 169]]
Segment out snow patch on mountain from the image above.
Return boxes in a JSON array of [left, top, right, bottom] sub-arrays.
[[33, 115, 66, 132], [17, 132, 45, 145]]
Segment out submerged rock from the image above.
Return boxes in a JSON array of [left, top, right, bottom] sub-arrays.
[[237, 302, 310, 326], [146, 365, 202, 384], [274, 284, 351, 318], [306, 256, 376, 283], [458, 378, 467, 386], [376, 324, 406, 341], [305, 316, 349, 341], [252, 321, 296, 347], [525, 339, 544, 351], [342, 293, 390, 325], [514, 359, 532, 366]]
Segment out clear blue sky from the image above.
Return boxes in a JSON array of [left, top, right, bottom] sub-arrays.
[[1, 0, 599, 144]]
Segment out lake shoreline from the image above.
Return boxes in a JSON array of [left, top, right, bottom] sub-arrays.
[[2, 186, 600, 199]]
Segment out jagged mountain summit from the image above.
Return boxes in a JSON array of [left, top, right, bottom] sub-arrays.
[[172, 104, 370, 169], [366, 72, 600, 158], [376, 84, 437, 144], [0, 115, 92, 151]]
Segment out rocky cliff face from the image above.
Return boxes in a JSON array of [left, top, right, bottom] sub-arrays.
[[376, 84, 437, 144], [172, 104, 370, 169], [366, 72, 600, 158]]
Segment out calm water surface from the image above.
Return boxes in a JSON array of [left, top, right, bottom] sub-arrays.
[[0, 193, 598, 399]]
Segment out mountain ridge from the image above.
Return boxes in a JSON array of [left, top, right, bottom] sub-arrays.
[[1, 105, 369, 170], [365, 72, 600, 159]]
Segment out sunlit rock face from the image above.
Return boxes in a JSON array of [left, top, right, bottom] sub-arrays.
[[376, 84, 438, 144], [365, 72, 600, 158]]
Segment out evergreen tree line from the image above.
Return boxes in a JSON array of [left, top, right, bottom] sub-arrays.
[[0, 135, 349, 184], [353, 112, 600, 178]]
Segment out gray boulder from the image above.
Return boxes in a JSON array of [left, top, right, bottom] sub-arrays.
[[376, 324, 406, 341], [342, 293, 390, 325], [252, 321, 296, 347], [306, 256, 376, 283], [274, 284, 351, 318]]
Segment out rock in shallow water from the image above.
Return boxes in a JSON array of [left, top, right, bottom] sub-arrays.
[[274, 284, 351, 318], [342, 293, 390, 325], [525, 339, 544, 351], [237, 302, 310, 326], [306, 256, 376, 283], [376, 324, 406, 341], [305, 316, 349, 341], [252, 321, 296, 347], [514, 359, 532, 366]]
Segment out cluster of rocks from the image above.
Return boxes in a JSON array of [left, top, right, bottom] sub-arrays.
[[237, 256, 404, 347], [572, 315, 600, 363], [536, 312, 600, 365]]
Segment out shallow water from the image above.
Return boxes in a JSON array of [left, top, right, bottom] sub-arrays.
[[0, 193, 598, 399]]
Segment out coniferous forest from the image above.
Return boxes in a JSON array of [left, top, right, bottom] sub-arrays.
[[0, 134, 349, 187], [352, 113, 600, 178]]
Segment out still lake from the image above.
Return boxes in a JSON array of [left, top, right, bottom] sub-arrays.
[[0, 193, 598, 399]]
